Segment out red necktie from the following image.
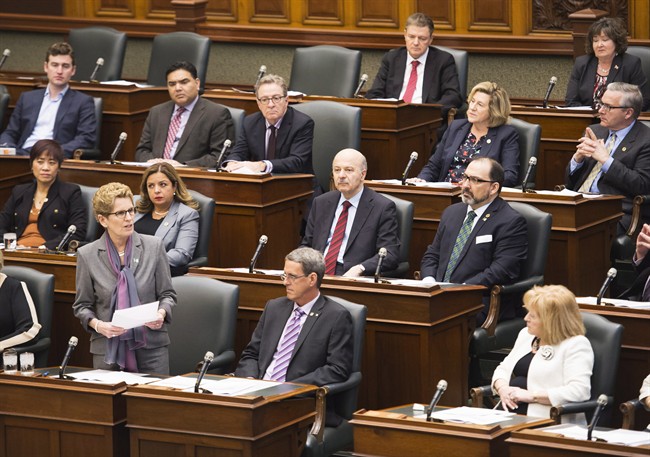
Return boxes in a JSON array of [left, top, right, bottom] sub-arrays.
[[324, 201, 352, 275], [403, 60, 420, 103], [267, 125, 277, 160], [163, 106, 186, 159]]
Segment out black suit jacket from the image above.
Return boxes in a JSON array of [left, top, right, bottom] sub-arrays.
[[619, 254, 650, 300], [301, 187, 400, 275], [135, 97, 234, 168], [227, 107, 315, 174], [417, 119, 520, 187], [365, 46, 463, 116], [565, 53, 650, 111], [420, 197, 527, 322], [0, 179, 87, 250]]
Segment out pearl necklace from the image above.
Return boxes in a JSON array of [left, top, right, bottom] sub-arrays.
[[154, 209, 169, 216]]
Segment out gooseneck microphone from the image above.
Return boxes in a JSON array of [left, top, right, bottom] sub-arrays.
[[353, 74, 369, 98], [426, 379, 448, 421], [587, 394, 608, 441], [89, 57, 105, 82], [249, 235, 268, 273], [110, 132, 128, 163], [542, 76, 557, 108], [401, 151, 419, 185], [521, 157, 537, 193], [255, 65, 267, 86], [0, 49, 10, 71], [59, 336, 79, 379], [56, 225, 77, 252], [194, 351, 215, 393], [596, 268, 617, 305], [215, 139, 232, 170], [374, 248, 387, 283]]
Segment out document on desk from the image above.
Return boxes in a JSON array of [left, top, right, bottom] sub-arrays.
[[577, 296, 650, 309], [195, 378, 281, 396], [429, 406, 514, 425], [65, 369, 160, 385], [541, 424, 650, 446], [111, 301, 159, 329]]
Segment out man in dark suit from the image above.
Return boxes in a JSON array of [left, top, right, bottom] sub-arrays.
[[223, 74, 315, 174], [365, 12, 462, 119], [619, 223, 650, 301], [0, 42, 96, 158], [301, 148, 400, 277], [421, 157, 527, 324], [135, 61, 234, 168], [565, 82, 650, 234]]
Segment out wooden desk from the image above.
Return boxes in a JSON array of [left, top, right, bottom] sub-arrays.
[[125, 375, 317, 457], [59, 161, 314, 268], [0, 156, 32, 203], [350, 405, 553, 457], [366, 182, 623, 296], [189, 268, 484, 410], [0, 368, 128, 457]]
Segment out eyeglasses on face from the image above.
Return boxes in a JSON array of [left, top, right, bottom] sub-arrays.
[[460, 173, 494, 185], [106, 207, 135, 219], [257, 95, 286, 105], [280, 272, 308, 282], [595, 100, 629, 112]]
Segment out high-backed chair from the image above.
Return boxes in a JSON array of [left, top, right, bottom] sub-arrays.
[[215, 103, 245, 144], [169, 276, 239, 375], [73, 97, 103, 160], [434, 45, 468, 101], [469, 202, 552, 387], [289, 45, 362, 98], [68, 26, 127, 81], [378, 193, 413, 278], [627, 47, 650, 101], [293, 101, 361, 193], [3, 266, 55, 368], [77, 184, 100, 243], [509, 117, 542, 189], [186, 189, 215, 268], [0, 85, 9, 128], [303, 296, 367, 457], [147, 32, 210, 93]]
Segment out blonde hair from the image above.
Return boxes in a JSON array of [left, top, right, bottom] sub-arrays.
[[523, 285, 585, 345], [136, 162, 198, 213], [467, 81, 511, 127], [92, 182, 133, 217]]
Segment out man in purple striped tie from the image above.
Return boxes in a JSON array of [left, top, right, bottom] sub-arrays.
[[235, 247, 353, 424]]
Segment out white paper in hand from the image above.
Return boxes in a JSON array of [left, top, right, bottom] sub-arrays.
[[111, 301, 159, 329]]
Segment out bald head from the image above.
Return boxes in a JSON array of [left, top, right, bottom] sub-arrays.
[[332, 148, 367, 199]]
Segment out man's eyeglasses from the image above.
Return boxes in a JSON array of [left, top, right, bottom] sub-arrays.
[[460, 174, 495, 185], [106, 207, 135, 219], [595, 100, 629, 112], [257, 95, 286, 105], [281, 272, 308, 282]]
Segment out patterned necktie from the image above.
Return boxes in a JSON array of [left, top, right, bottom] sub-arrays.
[[163, 106, 186, 159], [267, 125, 277, 160], [577, 133, 617, 193], [403, 60, 420, 103], [325, 201, 352, 275], [444, 210, 477, 282], [269, 308, 305, 382]]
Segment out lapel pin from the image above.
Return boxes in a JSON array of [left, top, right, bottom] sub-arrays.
[[164, 222, 169, 226], [483, 213, 491, 221], [622, 147, 627, 152], [486, 139, 491, 144], [134, 258, 139, 263], [615, 65, 619, 70]]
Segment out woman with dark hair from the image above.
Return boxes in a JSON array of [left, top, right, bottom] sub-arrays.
[[134, 162, 199, 276], [565, 17, 650, 110], [0, 139, 86, 249]]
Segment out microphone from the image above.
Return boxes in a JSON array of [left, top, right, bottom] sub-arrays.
[[55, 225, 77, 252], [374, 247, 387, 283], [110, 132, 127, 164], [215, 139, 232, 170], [542, 76, 557, 108], [353, 73, 368, 98], [58, 336, 79, 379], [521, 156, 537, 193], [0, 49, 10, 71], [89, 57, 105, 82], [587, 394, 608, 441], [596, 268, 617, 305], [401, 151, 418, 185], [426, 379, 448, 421], [249, 235, 268, 273], [255, 65, 267, 86], [194, 351, 215, 393]]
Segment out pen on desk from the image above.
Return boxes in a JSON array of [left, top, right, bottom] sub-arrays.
[[493, 399, 503, 410], [41, 371, 49, 377]]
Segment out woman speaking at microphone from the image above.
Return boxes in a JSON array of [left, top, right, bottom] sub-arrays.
[[73, 183, 176, 374]]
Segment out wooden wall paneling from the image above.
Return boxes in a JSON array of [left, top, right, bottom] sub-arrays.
[[630, 0, 650, 40], [249, 0, 291, 23], [206, 0, 237, 20], [303, 0, 344, 26], [95, 0, 135, 17], [469, 0, 511, 32], [147, 0, 175, 19], [419, 0, 454, 30], [357, 0, 399, 28]]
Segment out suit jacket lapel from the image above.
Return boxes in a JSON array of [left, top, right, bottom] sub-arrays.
[[318, 194, 340, 250], [392, 49, 408, 96], [441, 122, 472, 175], [346, 189, 372, 251], [176, 99, 204, 152], [261, 301, 294, 370], [53, 90, 73, 132], [607, 54, 624, 84], [275, 108, 293, 155], [612, 121, 638, 159], [155, 200, 179, 241], [293, 296, 325, 355], [130, 233, 144, 274], [422, 47, 437, 102], [456, 200, 500, 265]]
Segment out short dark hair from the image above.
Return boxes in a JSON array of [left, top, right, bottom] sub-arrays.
[[29, 140, 65, 167], [285, 247, 325, 287], [46, 42, 74, 65], [586, 17, 628, 55], [165, 61, 198, 80], [471, 157, 504, 192], [405, 13, 435, 34]]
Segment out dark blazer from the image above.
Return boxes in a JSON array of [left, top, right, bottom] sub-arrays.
[[135, 97, 234, 168], [619, 254, 650, 301], [565, 53, 650, 111], [0, 178, 87, 250], [420, 197, 527, 322], [301, 187, 400, 275], [227, 107, 315, 174], [565, 121, 650, 232], [417, 119, 520, 187], [0, 88, 96, 158], [365, 46, 463, 116]]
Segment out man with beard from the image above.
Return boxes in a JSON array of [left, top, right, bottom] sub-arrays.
[[420, 157, 527, 324]]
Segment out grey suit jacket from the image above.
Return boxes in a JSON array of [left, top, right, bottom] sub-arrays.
[[135, 97, 234, 168], [134, 200, 199, 268], [73, 232, 176, 355]]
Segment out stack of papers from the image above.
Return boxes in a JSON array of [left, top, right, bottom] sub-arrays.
[[577, 296, 650, 310], [542, 424, 650, 446], [148, 376, 280, 395], [111, 301, 159, 329], [427, 406, 515, 425], [61, 369, 160, 385]]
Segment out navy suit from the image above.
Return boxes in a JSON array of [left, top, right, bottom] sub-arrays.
[[301, 187, 400, 275], [421, 197, 527, 322], [0, 88, 96, 158], [417, 119, 520, 187], [227, 107, 315, 174]]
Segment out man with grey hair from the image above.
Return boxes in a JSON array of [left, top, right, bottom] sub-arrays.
[[224, 74, 315, 174], [566, 82, 650, 233]]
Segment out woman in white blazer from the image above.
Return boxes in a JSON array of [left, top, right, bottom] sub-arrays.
[[492, 285, 594, 424], [640, 374, 650, 409]]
